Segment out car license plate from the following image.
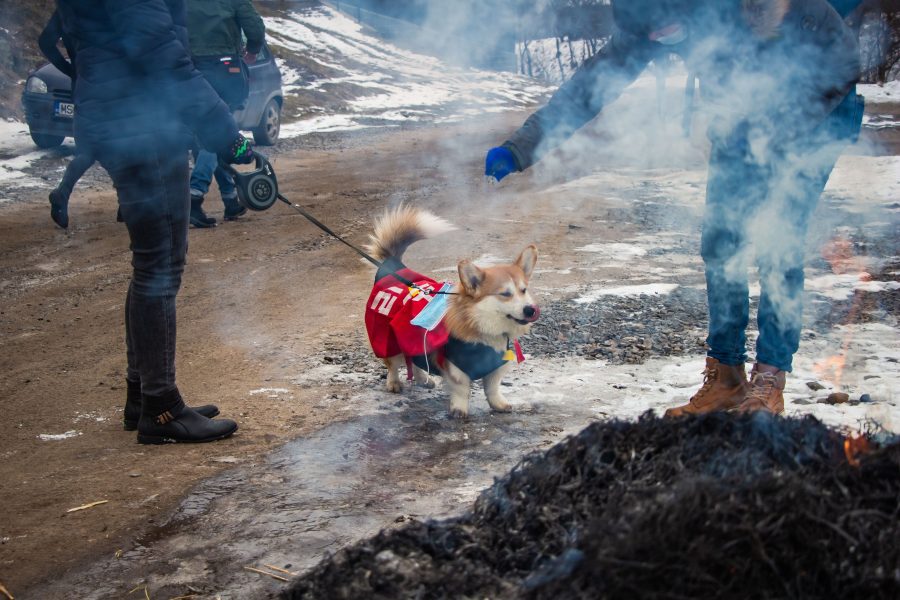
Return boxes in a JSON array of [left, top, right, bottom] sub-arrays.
[[54, 101, 75, 118]]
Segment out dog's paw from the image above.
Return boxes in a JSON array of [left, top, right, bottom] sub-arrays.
[[487, 395, 512, 412], [491, 400, 512, 412], [386, 380, 403, 393], [449, 407, 469, 420], [416, 375, 437, 389]]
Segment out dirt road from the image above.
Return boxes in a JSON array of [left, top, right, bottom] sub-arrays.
[[2, 110, 898, 598], [0, 112, 580, 595]]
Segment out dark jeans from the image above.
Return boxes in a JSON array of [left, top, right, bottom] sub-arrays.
[[702, 132, 845, 372], [56, 150, 95, 201], [190, 148, 237, 202], [99, 146, 190, 396]]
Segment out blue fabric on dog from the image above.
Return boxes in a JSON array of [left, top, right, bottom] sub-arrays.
[[410, 282, 452, 331]]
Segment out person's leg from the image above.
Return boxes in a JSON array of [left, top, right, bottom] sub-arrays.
[[189, 149, 217, 228], [48, 150, 96, 229], [666, 140, 765, 416], [214, 165, 246, 221], [752, 142, 843, 373], [103, 146, 235, 442], [57, 151, 95, 199], [734, 138, 845, 415], [702, 141, 769, 366]]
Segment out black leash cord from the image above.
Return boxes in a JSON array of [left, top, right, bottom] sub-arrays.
[[277, 194, 458, 295]]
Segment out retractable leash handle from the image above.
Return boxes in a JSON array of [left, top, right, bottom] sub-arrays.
[[219, 153, 280, 211]]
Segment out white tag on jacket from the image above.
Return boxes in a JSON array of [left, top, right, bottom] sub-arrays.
[[649, 22, 687, 45], [411, 283, 453, 331]]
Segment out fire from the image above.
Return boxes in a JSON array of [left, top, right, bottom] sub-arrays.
[[814, 353, 847, 388], [843, 435, 871, 467], [813, 235, 870, 389]]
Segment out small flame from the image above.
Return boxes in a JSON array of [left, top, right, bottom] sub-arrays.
[[843, 435, 872, 467], [814, 235, 870, 389], [814, 353, 847, 388]]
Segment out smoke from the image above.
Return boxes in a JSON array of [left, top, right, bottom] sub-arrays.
[[449, 0, 884, 373], [202, 2, 890, 382]]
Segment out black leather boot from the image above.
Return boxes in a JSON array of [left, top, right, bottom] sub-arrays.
[[137, 388, 237, 444], [222, 195, 247, 221], [49, 188, 69, 229], [123, 379, 220, 431], [189, 193, 216, 228]]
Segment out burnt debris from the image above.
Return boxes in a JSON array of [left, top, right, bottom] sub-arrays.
[[284, 413, 899, 599]]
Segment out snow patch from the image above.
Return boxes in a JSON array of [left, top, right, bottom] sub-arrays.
[[805, 273, 900, 301], [574, 282, 679, 304], [38, 430, 82, 441], [858, 81, 900, 104], [576, 243, 647, 259], [249, 387, 292, 398]]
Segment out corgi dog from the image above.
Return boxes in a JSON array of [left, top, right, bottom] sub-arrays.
[[364, 205, 539, 418]]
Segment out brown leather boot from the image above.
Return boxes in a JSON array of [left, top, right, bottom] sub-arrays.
[[665, 357, 749, 417], [734, 363, 785, 415]]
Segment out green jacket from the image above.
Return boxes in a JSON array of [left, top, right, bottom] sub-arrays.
[[186, 0, 265, 58]]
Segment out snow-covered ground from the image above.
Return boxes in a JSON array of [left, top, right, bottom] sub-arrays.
[[515, 152, 900, 433], [265, 4, 550, 137]]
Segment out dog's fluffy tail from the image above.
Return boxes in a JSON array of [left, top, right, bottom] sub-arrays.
[[365, 205, 455, 262]]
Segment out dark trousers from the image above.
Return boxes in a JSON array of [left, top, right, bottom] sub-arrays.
[[702, 132, 845, 372], [99, 147, 190, 396], [56, 150, 95, 201]]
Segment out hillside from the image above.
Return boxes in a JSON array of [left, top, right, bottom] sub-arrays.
[[0, 0, 55, 119]]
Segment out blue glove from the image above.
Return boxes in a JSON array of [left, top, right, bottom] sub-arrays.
[[484, 146, 519, 182]]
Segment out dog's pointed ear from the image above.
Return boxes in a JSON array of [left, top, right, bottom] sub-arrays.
[[458, 259, 485, 294], [515, 245, 538, 280]]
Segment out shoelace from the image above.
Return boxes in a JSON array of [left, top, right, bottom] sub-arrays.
[[746, 372, 779, 405], [695, 367, 717, 397]]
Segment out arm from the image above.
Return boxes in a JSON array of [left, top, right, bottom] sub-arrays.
[[103, 0, 238, 156], [234, 0, 266, 55], [38, 12, 75, 79], [503, 30, 656, 170]]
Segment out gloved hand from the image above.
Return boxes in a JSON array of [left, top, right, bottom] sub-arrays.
[[221, 133, 254, 165], [243, 52, 257, 65], [484, 146, 519, 182]]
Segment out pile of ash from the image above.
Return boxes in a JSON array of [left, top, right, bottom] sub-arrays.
[[283, 414, 899, 599]]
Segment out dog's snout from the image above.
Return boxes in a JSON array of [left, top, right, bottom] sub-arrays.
[[523, 304, 540, 322]]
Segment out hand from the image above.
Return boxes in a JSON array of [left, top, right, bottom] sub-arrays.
[[243, 52, 257, 65], [221, 134, 254, 165], [484, 146, 518, 182]]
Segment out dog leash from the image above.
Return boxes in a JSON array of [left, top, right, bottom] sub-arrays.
[[223, 153, 457, 297], [275, 193, 458, 297]]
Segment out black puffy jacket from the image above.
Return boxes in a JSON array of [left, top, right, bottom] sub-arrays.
[[56, 0, 238, 170]]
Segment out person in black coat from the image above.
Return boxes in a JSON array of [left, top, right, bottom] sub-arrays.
[[38, 10, 95, 229], [485, 0, 863, 416], [55, 0, 255, 444]]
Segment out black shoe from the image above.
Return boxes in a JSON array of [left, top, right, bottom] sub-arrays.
[[122, 378, 219, 431], [49, 189, 69, 229], [190, 195, 217, 228], [137, 388, 237, 444], [223, 200, 247, 222]]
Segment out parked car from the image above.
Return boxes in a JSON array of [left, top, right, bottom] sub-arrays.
[[22, 42, 283, 149]]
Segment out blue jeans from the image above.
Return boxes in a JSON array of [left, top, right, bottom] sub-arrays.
[[190, 148, 236, 203], [99, 146, 190, 396], [702, 129, 845, 372]]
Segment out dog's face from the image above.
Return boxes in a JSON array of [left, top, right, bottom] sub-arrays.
[[456, 245, 540, 339]]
